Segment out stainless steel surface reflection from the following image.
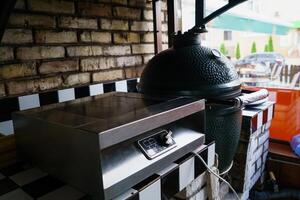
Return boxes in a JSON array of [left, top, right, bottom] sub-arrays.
[[13, 92, 206, 200]]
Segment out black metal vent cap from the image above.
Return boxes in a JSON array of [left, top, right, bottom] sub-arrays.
[[139, 32, 241, 100]]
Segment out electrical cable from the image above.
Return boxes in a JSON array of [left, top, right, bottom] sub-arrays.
[[192, 151, 241, 200]]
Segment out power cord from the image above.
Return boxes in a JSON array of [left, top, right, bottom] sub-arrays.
[[192, 151, 241, 200]]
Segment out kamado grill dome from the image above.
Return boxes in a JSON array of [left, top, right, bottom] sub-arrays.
[[139, 0, 249, 100], [139, 31, 241, 100]]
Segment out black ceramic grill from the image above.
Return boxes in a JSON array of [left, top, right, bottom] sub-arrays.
[[139, 32, 241, 100], [139, 0, 268, 173]]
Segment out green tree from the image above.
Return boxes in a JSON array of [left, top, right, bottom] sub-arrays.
[[235, 43, 241, 59], [264, 44, 269, 52], [251, 42, 257, 53], [220, 43, 228, 55], [268, 36, 274, 52]]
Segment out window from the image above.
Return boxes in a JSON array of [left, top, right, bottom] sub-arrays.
[[224, 31, 232, 40], [201, 33, 206, 41]]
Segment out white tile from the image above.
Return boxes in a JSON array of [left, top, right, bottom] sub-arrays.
[[89, 84, 103, 96], [249, 163, 255, 178], [38, 185, 85, 200], [0, 172, 5, 180], [256, 158, 262, 170], [113, 188, 138, 200], [0, 189, 33, 200], [194, 144, 207, 153], [250, 171, 261, 189], [257, 111, 263, 129], [252, 128, 261, 139], [219, 182, 229, 200], [156, 163, 178, 176], [58, 88, 75, 103], [254, 146, 263, 162], [267, 105, 274, 121], [259, 130, 269, 146], [224, 192, 245, 200], [249, 137, 257, 155], [265, 121, 272, 129], [115, 80, 128, 92], [139, 179, 161, 200], [263, 151, 268, 162], [186, 172, 206, 198], [18, 94, 40, 111], [9, 168, 47, 186], [242, 110, 257, 117], [0, 120, 14, 135], [207, 143, 215, 168], [195, 186, 207, 200], [240, 191, 250, 200], [258, 133, 264, 146], [263, 140, 269, 152], [179, 157, 195, 190]]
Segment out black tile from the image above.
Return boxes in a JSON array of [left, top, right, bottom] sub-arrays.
[[241, 117, 252, 132], [22, 175, 65, 198], [132, 174, 160, 192], [39, 91, 59, 106], [263, 109, 268, 124], [174, 153, 193, 165], [243, 107, 261, 112], [195, 147, 208, 177], [127, 79, 138, 93], [0, 97, 20, 121], [103, 82, 116, 93], [199, 147, 208, 163], [161, 167, 179, 200], [75, 86, 90, 99], [127, 193, 139, 200], [79, 195, 92, 200], [0, 162, 30, 177], [0, 178, 18, 195], [252, 115, 258, 132]]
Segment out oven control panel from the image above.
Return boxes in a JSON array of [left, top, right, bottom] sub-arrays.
[[138, 130, 176, 159]]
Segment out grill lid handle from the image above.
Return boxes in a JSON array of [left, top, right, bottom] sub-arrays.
[[234, 89, 269, 108]]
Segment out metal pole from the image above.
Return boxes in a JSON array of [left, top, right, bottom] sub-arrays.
[[195, 0, 205, 28], [152, 0, 163, 54], [167, 0, 177, 47]]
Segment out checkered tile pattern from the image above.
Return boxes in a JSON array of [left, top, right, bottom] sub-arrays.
[[230, 101, 275, 200], [242, 101, 274, 133], [0, 79, 139, 136], [0, 162, 90, 200], [0, 143, 215, 200], [113, 142, 215, 200]]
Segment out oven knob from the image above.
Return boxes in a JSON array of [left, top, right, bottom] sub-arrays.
[[161, 131, 173, 146]]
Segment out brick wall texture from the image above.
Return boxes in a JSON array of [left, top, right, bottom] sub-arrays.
[[0, 0, 169, 98]]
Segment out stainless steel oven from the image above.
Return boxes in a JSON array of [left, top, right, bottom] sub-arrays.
[[13, 92, 205, 200]]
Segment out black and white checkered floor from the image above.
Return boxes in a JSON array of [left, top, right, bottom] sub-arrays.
[[0, 162, 91, 200], [0, 143, 214, 200]]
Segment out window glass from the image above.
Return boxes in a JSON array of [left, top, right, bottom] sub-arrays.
[[224, 31, 232, 41], [178, 0, 300, 141]]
